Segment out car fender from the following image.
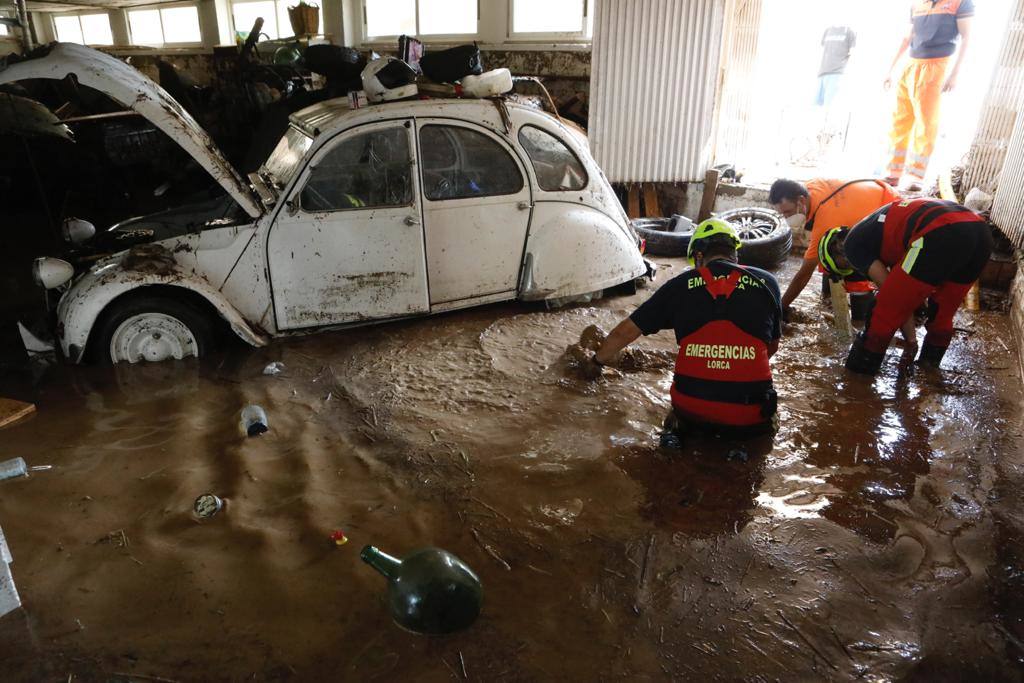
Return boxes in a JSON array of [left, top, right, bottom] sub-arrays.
[[519, 203, 646, 301], [58, 247, 269, 363]]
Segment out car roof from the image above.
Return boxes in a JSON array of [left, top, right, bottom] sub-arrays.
[[288, 97, 551, 138]]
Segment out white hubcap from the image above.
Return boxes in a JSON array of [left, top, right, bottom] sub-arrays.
[[109, 313, 198, 363]]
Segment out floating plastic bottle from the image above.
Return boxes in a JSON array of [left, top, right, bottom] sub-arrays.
[[240, 405, 269, 437], [193, 494, 224, 518], [360, 545, 482, 635], [0, 458, 27, 482]]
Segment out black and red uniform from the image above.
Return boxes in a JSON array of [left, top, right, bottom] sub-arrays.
[[844, 198, 991, 360], [630, 261, 781, 429]]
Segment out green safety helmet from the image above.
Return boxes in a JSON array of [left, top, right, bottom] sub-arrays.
[[817, 227, 854, 278], [687, 218, 742, 262]]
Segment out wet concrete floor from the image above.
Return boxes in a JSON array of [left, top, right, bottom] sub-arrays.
[[1, 255, 1024, 681]]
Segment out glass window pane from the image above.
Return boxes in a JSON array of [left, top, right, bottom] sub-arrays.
[[128, 9, 163, 45], [421, 125, 523, 200], [80, 13, 113, 45], [263, 127, 313, 189], [53, 15, 85, 44], [276, 0, 322, 39], [513, 0, 583, 33], [0, 15, 10, 36], [518, 125, 587, 191], [234, 1, 279, 40], [418, 0, 476, 35], [301, 127, 411, 211], [160, 6, 202, 43], [365, 0, 415, 38]]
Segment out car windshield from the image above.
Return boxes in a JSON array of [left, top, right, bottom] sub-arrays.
[[261, 126, 313, 190]]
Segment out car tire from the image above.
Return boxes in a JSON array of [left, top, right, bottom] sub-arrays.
[[631, 216, 694, 257], [717, 207, 793, 269], [89, 294, 217, 365]]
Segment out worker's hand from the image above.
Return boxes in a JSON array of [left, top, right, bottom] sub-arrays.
[[942, 73, 958, 92]]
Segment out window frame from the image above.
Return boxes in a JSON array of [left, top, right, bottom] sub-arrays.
[[361, 0, 480, 44], [229, 0, 324, 42], [127, 1, 203, 48], [517, 124, 589, 192], [298, 123, 416, 214], [507, 0, 593, 43], [0, 12, 18, 40], [419, 123, 525, 202], [51, 10, 114, 46]]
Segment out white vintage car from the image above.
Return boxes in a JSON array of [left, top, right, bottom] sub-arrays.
[[4, 44, 646, 363]]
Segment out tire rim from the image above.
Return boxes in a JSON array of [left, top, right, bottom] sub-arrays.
[[109, 313, 198, 363], [724, 209, 779, 240]]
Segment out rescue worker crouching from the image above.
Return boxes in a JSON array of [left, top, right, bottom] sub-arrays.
[[769, 178, 899, 321], [586, 219, 783, 438], [817, 198, 992, 375]]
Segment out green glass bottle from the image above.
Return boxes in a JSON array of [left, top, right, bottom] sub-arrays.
[[360, 545, 482, 635]]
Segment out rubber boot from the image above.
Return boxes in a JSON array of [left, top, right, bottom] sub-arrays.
[[845, 335, 885, 375], [916, 343, 947, 369]]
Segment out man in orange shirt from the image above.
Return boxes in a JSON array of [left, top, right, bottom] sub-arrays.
[[769, 178, 900, 318]]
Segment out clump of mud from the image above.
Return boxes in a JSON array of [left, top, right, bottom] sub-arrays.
[[564, 324, 674, 374]]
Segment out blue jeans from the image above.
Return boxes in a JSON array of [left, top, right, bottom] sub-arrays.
[[815, 73, 842, 107]]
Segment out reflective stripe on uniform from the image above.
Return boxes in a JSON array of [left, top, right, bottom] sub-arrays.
[[902, 237, 925, 273]]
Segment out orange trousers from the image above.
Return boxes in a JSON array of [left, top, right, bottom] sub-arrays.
[[886, 57, 950, 183]]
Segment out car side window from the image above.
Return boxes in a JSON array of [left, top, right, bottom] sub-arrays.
[[300, 127, 412, 212], [420, 125, 524, 201], [518, 125, 588, 192]]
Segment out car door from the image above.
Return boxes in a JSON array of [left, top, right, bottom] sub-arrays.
[[416, 120, 533, 307], [267, 120, 429, 330]]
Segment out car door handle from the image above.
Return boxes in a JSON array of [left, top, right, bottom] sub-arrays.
[[404, 215, 421, 226], [517, 201, 533, 211]]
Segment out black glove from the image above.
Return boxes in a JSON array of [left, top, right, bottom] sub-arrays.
[[845, 335, 885, 375]]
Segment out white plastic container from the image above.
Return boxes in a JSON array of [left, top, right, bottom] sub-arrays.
[[240, 405, 269, 437], [461, 68, 513, 98]]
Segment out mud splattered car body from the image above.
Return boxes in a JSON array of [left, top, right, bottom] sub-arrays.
[[2, 44, 645, 363]]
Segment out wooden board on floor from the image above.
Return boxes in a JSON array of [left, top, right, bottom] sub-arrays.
[[0, 398, 35, 429], [627, 185, 641, 219], [642, 184, 661, 217]]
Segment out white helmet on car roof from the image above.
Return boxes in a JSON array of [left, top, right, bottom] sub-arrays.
[[361, 57, 418, 103]]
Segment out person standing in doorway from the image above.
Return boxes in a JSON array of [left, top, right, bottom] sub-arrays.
[[884, 0, 974, 191], [817, 24, 856, 109]]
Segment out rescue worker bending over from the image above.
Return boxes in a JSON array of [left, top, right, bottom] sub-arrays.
[[589, 219, 782, 436], [769, 178, 899, 320], [817, 198, 991, 374]]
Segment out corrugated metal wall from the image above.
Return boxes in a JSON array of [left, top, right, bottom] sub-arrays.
[[991, 112, 1024, 246], [962, 1, 1024, 193], [588, 0, 727, 183]]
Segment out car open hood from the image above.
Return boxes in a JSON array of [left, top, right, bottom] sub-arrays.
[[0, 43, 262, 218]]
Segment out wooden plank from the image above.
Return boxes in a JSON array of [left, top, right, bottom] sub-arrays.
[[642, 183, 661, 217], [0, 398, 35, 429], [829, 280, 852, 339], [627, 184, 641, 219], [697, 169, 721, 222]]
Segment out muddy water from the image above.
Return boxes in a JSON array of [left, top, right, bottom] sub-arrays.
[[1, 256, 1023, 681]]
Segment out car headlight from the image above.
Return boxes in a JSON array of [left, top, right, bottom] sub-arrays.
[[32, 257, 75, 290], [62, 217, 96, 246]]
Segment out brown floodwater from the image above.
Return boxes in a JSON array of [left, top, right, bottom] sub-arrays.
[[1, 255, 1023, 681]]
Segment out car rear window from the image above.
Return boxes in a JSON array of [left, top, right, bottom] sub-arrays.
[[420, 125, 523, 201], [518, 125, 588, 192]]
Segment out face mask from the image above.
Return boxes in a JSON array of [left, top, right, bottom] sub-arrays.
[[786, 213, 807, 229]]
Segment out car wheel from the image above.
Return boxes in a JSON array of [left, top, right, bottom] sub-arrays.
[[91, 295, 217, 364], [631, 215, 694, 257], [717, 207, 793, 269]]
